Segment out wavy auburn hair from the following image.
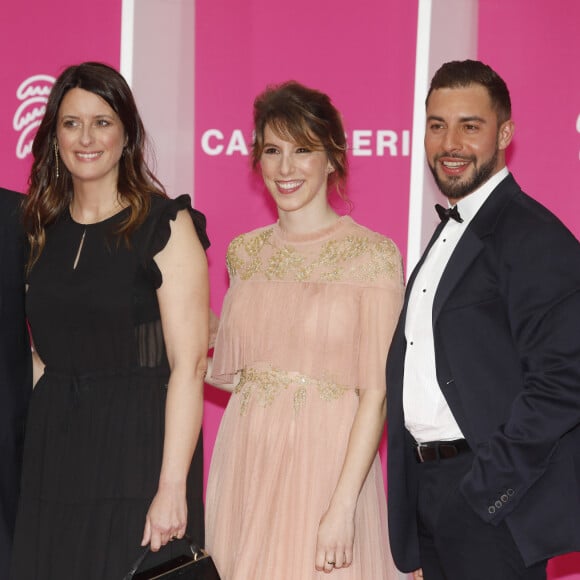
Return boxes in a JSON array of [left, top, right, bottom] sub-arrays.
[[251, 81, 348, 198], [24, 61, 167, 268]]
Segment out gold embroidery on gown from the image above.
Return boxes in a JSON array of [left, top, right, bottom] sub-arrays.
[[227, 225, 401, 283], [235, 366, 349, 415]]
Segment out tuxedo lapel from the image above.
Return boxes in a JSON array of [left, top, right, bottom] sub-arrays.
[[390, 175, 520, 398], [432, 175, 520, 323], [433, 230, 483, 322]]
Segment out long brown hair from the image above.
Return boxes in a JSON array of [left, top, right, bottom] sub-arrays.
[[24, 61, 167, 268]]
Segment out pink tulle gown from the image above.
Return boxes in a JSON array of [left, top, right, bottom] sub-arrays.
[[206, 216, 404, 579]]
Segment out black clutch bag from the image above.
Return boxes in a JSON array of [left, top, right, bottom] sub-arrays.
[[123, 537, 221, 580]]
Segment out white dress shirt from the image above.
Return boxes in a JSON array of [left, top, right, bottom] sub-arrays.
[[403, 168, 509, 443]]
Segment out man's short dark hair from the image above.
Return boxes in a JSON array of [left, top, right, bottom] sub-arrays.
[[426, 60, 511, 124]]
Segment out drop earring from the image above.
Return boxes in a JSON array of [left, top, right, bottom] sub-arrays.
[[54, 141, 60, 179]]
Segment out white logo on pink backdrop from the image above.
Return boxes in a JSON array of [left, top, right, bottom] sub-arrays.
[[200, 129, 411, 157], [13, 74, 55, 160]]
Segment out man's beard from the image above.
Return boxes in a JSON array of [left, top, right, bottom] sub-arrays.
[[429, 148, 499, 201]]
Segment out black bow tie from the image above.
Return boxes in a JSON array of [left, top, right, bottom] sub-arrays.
[[435, 203, 463, 223]]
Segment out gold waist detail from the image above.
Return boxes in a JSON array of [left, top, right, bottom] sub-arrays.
[[234, 367, 353, 415]]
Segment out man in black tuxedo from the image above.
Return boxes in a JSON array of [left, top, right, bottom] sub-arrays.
[[386, 60, 580, 579], [0, 187, 31, 576]]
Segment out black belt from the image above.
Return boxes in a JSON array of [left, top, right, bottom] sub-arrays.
[[414, 439, 470, 463]]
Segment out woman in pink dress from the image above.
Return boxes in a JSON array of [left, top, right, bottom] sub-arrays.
[[205, 81, 404, 579]]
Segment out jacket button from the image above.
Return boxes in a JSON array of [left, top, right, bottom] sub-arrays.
[[507, 488, 515, 496], [495, 500, 502, 509], [501, 494, 508, 503], [488, 506, 496, 515]]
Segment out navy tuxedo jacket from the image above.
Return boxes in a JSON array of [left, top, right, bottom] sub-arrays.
[[386, 174, 580, 571], [0, 188, 31, 575]]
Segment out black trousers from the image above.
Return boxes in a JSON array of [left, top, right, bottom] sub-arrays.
[[416, 450, 547, 580]]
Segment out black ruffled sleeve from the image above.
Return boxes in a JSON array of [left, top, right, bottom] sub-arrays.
[[142, 194, 210, 288]]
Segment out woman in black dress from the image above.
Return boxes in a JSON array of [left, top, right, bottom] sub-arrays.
[[10, 62, 209, 579]]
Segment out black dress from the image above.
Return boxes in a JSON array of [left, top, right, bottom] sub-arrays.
[[11, 194, 208, 580]]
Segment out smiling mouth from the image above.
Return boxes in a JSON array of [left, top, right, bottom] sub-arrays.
[[438, 157, 471, 176], [442, 160, 468, 168], [76, 152, 103, 160], [276, 180, 304, 193]]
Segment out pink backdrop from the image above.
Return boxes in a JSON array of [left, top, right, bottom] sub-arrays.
[[1, 0, 579, 576]]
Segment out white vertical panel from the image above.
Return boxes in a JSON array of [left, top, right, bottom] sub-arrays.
[[407, 0, 478, 275], [407, 0, 434, 278], [120, 0, 135, 86], [120, 0, 194, 201]]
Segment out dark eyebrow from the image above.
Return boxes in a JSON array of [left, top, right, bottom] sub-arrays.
[[60, 113, 116, 119], [460, 116, 486, 124], [426, 115, 487, 124], [426, 115, 445, 123]]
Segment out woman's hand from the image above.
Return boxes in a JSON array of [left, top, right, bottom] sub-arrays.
[[141, 483, 188, 551], [314, 502, 355, 573], [413, 568, 424, 579], [313, 388, 386, 573]]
